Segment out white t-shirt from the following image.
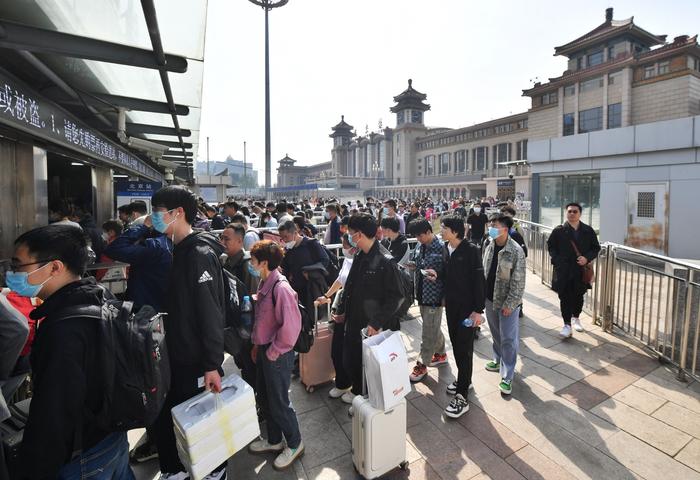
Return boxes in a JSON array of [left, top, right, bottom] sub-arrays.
[[338, 257, 353, 287]]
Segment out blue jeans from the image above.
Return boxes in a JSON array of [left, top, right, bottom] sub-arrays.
[[57, 432, 134, 480], [484, 300, 520, 382], [256, 346, 302, 449]]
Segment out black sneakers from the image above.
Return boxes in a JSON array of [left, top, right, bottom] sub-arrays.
[[444, 394, 469, 418]]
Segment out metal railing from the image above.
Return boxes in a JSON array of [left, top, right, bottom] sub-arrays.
[[518, 219, 700, 381]]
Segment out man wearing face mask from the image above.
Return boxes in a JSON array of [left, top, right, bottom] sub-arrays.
[[467, 203, 489, 245], [8, 225, 135, 479], [482, 213, 526, 396], [323, 204, 342, 245], [382, 199, 406, 234], [380, 217, 409, 265], [149, 186, 228, 480]]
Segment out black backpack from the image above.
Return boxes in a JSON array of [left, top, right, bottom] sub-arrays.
[[322, 246, 341, 285], [222, 267, 253, 356], [271, 279, 314, 353], [55, 300, 170, 431]]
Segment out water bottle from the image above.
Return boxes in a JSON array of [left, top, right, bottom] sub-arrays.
[[461, 317, 474, 327], [240, 295, 253, 339]]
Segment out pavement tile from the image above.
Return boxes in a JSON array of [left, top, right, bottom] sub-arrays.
[[457, 403, 528, 458], [580, 365, 639, 397], [556, 381, 609, 410], [296, 406, 351, 471], [590, 398, 692, 456], [613, 384, 667, 415], [552, 360, 602, 381], [519, 324, 564, 348], [290, 380, 328, 415], [407, 421, 482, 479], [596, 431, 700, 480], [611, 351, 661, 377], [304, 453, 356, 480], [226, 448, 303, 480], [518, 339, 570, 368], [384, 459, 442, 480], [517, 356, 578, 393], [410, 394, 472, 442], [634, 373, 700, 415], [675, 438, 700, 473], [530, 425, 637, 480], [652, 402, 700, 438], [505, 445, 578, 480], [453, 432, 526, 480]]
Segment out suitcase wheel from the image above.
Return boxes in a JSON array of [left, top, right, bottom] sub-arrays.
[[399, 461, 409, 470]]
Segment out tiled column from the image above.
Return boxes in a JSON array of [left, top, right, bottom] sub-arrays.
[[621, 67, 632, 127]]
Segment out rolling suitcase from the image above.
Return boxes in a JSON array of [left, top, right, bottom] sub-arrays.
[[299, 303, 335, 393], [351, 329, 408, 478]]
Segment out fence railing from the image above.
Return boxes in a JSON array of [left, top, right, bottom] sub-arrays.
[[518, 219, 700, 382]]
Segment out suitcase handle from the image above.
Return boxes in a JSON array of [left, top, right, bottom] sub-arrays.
[[184, 384, 237, 412], [314, 302, 331, 335]]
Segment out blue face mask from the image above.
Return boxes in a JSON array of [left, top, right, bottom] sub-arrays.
[[382, 207, 389, 216], [152, 209, 178, 234], [5, 263, 52, 298], [488, 227, 502, 240], [247, 262, 260, 277], [348, 233, 358, 248]]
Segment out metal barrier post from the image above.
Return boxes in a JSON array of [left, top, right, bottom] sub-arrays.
[[678, 278, 693, 382]]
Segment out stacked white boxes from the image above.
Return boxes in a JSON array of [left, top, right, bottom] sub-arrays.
[[171, 375, 259, 480]]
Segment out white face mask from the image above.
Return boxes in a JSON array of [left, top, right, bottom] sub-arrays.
[[447, 244, 456, 255], [285, 240, 296, 250], [101, 232, 110, 242], [342, 248, 355, 260], [474, 208, 481, 214]]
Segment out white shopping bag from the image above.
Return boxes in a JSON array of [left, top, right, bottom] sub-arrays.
[[362, 330, 411, 411]]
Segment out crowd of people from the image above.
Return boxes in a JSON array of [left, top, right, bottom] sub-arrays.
[[0, 188, 600, 480]]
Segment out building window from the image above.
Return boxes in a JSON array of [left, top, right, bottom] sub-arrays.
[[587, 50, 604, 67], [425, 155, 435, 176], [579, 107, 603, 133], [516, 140, 528, 161], [608, 45, 615, 60], [694, 57, 700, 72], [580, 76, 603, 93], [474, 147, 487, 171], [658, 60, 670, 75], [608, 69, 622, 85], [541, 92, 558, 105], [564, 84, 576, 96], [539, 174, 600, 230], [455, 150, 467, 173], [411, 110, 423, 123], [643, 65, 655, 79], [608, 103, 622, 129], [563, 113, 575, 136], [637, 192, 656, 218], [397, 111, 405, 125], [576, 57, 584, 70], [494, 143, 510, 167], [439, 153, 450, 175]]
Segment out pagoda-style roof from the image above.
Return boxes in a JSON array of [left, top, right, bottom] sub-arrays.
[[329, 115, 354, 138], [554, 8, 666, 57], [278, 154, 296, 165], [390, 79, 431, 113]]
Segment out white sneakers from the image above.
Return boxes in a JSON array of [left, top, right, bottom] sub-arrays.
[[273, 443, 305, 470], [328, 386, 351, 399], [248, 437, 285, 454], [159, 473, 189, 480], [340, 391, 356, 404], [572, 317, 584, 332], [559, 324, 573, 338]]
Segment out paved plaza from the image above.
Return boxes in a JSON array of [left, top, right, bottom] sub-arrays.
[[131, 271, 700, 480]]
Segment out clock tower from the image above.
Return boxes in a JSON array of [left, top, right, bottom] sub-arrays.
[[391, 79, 429, 186], [329, 115, 354, 176]]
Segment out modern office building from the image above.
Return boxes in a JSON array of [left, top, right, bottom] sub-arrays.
[[196, 155, 259, 188]]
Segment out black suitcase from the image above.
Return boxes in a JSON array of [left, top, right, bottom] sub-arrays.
[[1, 399, 30, 480]]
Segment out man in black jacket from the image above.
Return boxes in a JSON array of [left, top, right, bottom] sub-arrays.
[[150, 186, 228, 480], [438, 215, 485, 418], [546, 202, 601, 339], [380, 217, 409, 264], [336, 214, 404, 410], [10, 225, 134, 479]]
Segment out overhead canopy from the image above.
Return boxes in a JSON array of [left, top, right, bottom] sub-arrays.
[[0, 0, 206, 181]]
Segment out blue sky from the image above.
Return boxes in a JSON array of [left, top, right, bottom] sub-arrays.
[[198, 0, 700, 176]]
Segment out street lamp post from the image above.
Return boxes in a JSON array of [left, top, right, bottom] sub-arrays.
[[248, 0, 289, 196]]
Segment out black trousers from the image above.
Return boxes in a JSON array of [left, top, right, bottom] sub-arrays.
[[331, 321, 352, 390], [558, 288, 585, 325], [152, 365, 227, 474], [342, 330, 364, 396], [446, 314, 476, 397], [233, 341, 257, 391]]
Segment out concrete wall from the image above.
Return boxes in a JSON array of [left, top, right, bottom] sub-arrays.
[[527, 106, 559, 140], [632, 76, 692, 125]]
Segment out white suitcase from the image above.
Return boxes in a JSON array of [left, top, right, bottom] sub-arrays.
[[351, 395, 408, 478]]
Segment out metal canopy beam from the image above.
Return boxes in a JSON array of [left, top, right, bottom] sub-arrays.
[[55, 92, 190, 115], [0, 20, 188, 73], [156, 140, 193, 149], [125, 123, 191, 136], [162, 156, 191, 162], [167, 150, 193, 157]]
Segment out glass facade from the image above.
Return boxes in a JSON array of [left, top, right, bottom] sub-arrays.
[[579, 107, 603, 133], [539, 174, 600, 230]]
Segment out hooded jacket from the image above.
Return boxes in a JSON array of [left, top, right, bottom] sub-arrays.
[[20, 278, 110, 479], [166, 231, 226, 372], [443, 240, 485, 323]]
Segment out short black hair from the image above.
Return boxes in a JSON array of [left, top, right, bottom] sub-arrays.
[[204, 204, 217, 213], [341, 215, 350, 226], [277, 220, 297, 234], [286, 203, 296, 212], [490, 213, 514, 230], [102, 219, 123, 235], [151, 186, 198, 224], [251, 240, 284, 270], [225, 201, 240, 211], [501, 206, 516, 216], [408, 218, 432, 236], [348, 212, 377, 239], [224, 222, 246, 238], [326, 203, 339, 214], [276, 202, 287, 214], [384, 199, 397, 210], [230, 212, 248, 226], [440, 214, 465, 239], [130, 201, 148, 215], [566, 202, 583, 213], [117, 204, 132, 215], [14, 225, 89, 276], [380, 216, 400, 233]]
